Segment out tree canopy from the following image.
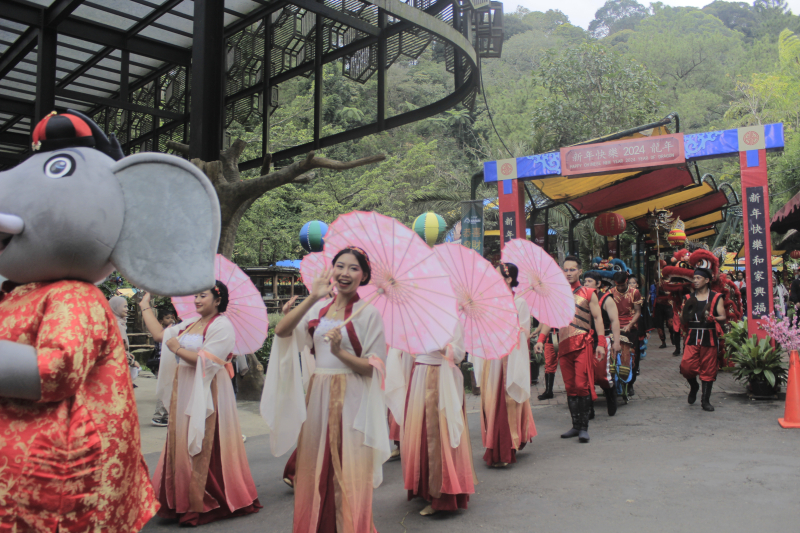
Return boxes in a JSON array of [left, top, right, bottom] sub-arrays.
[[206, 1, 800, 270]]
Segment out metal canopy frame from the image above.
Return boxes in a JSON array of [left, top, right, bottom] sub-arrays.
[[0, 0, 505, 169]]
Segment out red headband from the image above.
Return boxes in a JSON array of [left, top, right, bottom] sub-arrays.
[[343, 246, 371, 271]]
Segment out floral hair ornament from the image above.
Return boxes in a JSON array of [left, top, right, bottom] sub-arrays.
[[500, 263, 510, 278]]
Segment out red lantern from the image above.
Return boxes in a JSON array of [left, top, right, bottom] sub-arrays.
[[790, 250, 800, 259], [594, 212, 626, 237]]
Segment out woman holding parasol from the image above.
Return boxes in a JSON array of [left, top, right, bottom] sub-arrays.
[[262, 246, 389, 533], [477, 262, 537, 467], [140, 282, 261, 525]]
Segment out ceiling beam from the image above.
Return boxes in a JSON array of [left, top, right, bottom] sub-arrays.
[[0, 96, 35, 116], [2, 0, 191, 66], [0, 29, 37, 79], [46, 0, 86, 27], [55, 88, 186, 120], [0, 132, 28, 146]]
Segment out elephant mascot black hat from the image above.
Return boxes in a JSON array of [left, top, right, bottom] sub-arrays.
[[0, 110, 220, 532]]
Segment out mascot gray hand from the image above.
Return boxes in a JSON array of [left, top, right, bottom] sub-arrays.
[[0, 109, 220, 399]]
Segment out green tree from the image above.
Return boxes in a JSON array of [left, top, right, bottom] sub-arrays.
[[588, 0, 650, 38], [626, 6, 747, 130], [531, 42, 663, 149], [703, 1, 759, 39]]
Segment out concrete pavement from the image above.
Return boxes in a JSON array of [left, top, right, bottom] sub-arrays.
[[137, 336, 800, 533]]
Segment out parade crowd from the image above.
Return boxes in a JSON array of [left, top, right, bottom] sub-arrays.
[[0, 110, 754, 533], [127, 249, 737, 531]]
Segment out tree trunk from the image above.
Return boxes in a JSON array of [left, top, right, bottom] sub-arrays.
[[167, 139, 384, 400], [167, 139, 384, 260]]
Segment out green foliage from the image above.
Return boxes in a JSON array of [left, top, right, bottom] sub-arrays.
[[724, 324, 788, 388], [627, 7, 747, 131], [589, 0, 650, 38], [532, 42, 662, 149], [221, 3, 800, 264], [724, 319, 750, 351]]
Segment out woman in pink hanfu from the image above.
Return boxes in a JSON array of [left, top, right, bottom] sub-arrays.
[[385, 323, 477, 516], [261, 247, 389, 533], [142, 282, 261, 526], [475, 263, 537, 467]]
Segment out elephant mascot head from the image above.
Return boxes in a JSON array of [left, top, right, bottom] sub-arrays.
[[0, 110, 220, 294]]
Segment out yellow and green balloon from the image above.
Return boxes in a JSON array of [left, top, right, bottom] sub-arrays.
[[413, 212, 446, 246]]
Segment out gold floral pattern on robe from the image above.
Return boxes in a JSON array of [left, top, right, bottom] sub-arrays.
[[0, 281, 157, 532]]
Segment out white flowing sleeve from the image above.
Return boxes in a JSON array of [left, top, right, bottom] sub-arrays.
[[384, 348, 408, 427], [156, 320, 195, 410], [506, 297, 532, 403], [351, 305, 391, 488], [185, 317, 236, 456], [260, 299, 325, 457], [438, 322, 466, 447]]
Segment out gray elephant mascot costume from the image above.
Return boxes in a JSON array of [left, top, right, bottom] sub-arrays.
[[0, 110, 220, 532]]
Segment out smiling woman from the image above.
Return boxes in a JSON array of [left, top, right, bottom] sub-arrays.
[[262, 246, 389, 533]]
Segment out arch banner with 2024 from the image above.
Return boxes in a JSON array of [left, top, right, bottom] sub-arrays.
[[483, 124, 785, 339]]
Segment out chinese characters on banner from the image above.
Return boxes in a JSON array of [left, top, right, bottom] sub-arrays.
[[744, 187, 771, 319], [461, 200, 484, 256], [560, 134, 685, 177], [502, 211, 517, 244]]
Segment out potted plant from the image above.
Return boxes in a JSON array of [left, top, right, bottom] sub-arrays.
[[724, 316, 791, 397]]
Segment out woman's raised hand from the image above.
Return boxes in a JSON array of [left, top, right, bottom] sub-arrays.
[[311, 268, 334, 300], [139, 291, 151, 307], [281, 295, 299, 315]]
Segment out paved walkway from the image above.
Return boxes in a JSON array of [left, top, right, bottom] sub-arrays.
[[463, 333, 746, 412], [135, 332, 747, 454]]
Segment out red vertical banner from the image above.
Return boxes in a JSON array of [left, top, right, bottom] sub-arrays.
[[497, 178, 526, 249], [740, 146, 773, 339]]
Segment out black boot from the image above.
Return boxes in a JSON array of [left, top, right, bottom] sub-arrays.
[[687, 377, 700, 405], [701, 381, 715, 412], [605, 385, 618, 416], [578, 395, 591, 443], [537, 373, 555, 400], [672, 340, 681, 357], [658, 329, 667, 349], [561, 396, 581, 438]]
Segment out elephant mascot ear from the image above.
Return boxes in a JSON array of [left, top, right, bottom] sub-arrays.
[[110, 153, 220, 296]]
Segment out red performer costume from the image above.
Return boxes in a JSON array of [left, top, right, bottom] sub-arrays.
[[679, 266, 727, 412], [536, 256, 606, 443], [609, 274, 642, 398], [536, 330, 558, 400], [583, 272, 621, 417]]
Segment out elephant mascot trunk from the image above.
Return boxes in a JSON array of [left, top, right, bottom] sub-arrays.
[[0, 110, 220, 532]]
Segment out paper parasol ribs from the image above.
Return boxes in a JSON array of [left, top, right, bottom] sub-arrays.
[[501, 238, 574, 329], [434, 243, 520, 360], [172, 254, 269, 355], [324, 211, 459, 355]]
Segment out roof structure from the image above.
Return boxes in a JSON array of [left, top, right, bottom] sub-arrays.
[[521, 118, 738, 248], [0, 0, 505, 169], [770, 188, 800, 234]]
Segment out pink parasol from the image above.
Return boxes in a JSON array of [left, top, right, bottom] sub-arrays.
[[434, 243, 519, 360], [323, 211, 459, 355], [300, 251, 330, 293], [172, 254, 269, 355], [501, 238, 575, 328]]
